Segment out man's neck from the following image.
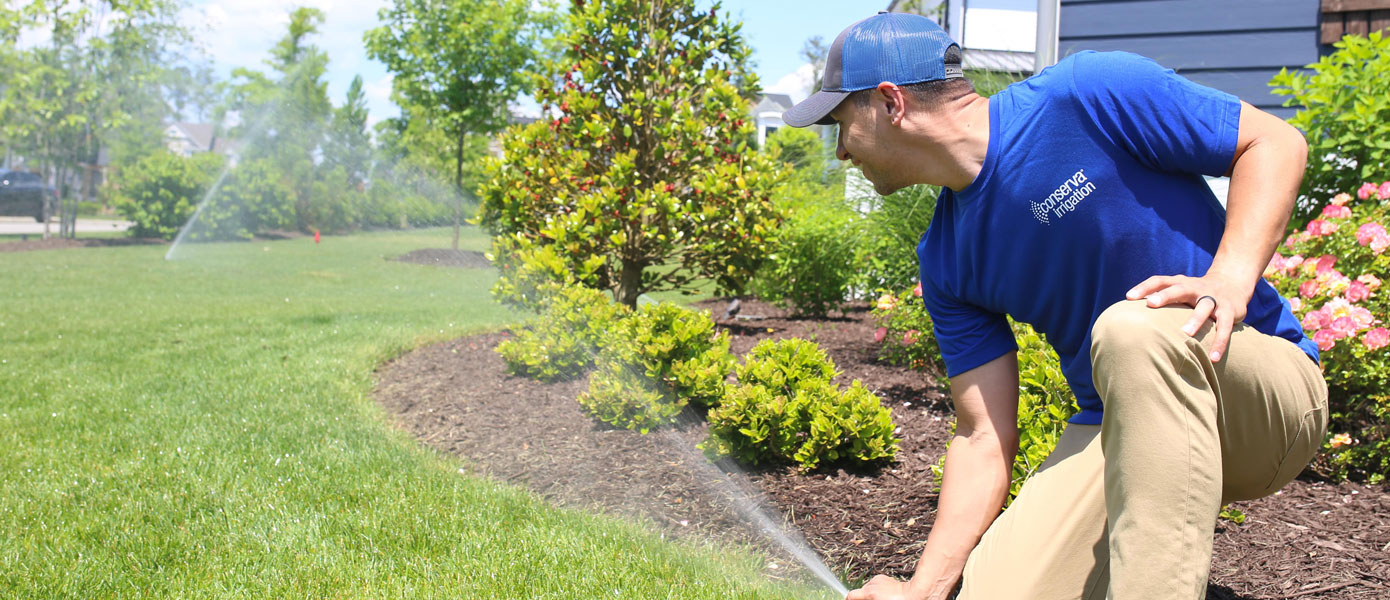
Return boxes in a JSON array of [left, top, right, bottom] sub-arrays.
[[907, 95, 992, 192]]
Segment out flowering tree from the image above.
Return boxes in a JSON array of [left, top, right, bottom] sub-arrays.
[[1265, 180, 1390, 482], [477, 0, 784, 307]]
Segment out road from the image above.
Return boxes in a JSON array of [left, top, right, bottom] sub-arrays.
[[0, 217, 133, 235]]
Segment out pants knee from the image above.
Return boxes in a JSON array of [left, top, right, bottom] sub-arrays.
[[1090, 300, 1183, 362]]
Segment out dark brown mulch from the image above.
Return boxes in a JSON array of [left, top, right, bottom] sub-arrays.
[[0, 237, 165, 252], [374, 298, 1388, 599], [391, 248, 492, 269]]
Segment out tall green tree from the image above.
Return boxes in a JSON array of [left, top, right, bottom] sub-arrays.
[[364, 0, 543, 250], [477, 0, 784, 307], [324, 75, 372, 187]]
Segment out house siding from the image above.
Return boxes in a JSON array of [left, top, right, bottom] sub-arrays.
[[1058, 0, 1322, 119]]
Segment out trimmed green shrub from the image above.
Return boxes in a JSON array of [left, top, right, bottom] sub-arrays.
[[111, 151, 226, 240], [188, 158, 296, 241], [1263, 181, 1390, 483], [578, 303, 735, 432], [496, 285, 630, 382], [703, 338, 899, 471], [749, 202, 859, 316], [1271, 31, 1390, 225], [488, 238, 595, 312]]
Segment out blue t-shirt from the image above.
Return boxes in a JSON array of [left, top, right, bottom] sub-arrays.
[[916, 51, 1318, 425]]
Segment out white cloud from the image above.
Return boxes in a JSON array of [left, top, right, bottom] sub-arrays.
[[764, 62, 816, 105]]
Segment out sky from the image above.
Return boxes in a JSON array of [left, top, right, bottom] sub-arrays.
[[178, 0, 1038, 128]]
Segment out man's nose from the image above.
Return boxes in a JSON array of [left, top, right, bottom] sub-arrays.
[[835, 139, 849, 162]]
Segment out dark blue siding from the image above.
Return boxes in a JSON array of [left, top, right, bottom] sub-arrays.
[[1059, 0, 1321, 119]]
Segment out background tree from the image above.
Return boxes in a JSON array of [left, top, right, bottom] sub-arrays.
[[365, 0, 544, 250], [477, 0, 785, 307]]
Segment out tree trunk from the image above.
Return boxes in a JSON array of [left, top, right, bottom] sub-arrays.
[[617, 258, 644, 308], [452, 123, 464, 251]]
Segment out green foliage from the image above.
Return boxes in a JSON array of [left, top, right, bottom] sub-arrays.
[[579, 303, 735, 432], [476, 0, 784, 306], [188, 159, 296, 241], [489, 238, 592, 311], [1263, 182, 1390, 483], [497, 285, 630, 382], [703, 339, 899, 470], [1271, 32, 1390, 225], [853, 184, 939, 294], [111, 151, 225, 240], [874, 286, 1077, 503]]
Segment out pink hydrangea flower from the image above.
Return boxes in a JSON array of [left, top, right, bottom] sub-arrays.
[[1358, 274, 1382, 291], [1356, 222, 1386, 246], [1363, 327, 1390, 351], [1346, 280, 1372, 303], [1330, 193, 1352, 206], [1314, 329, 1338, 351], [874, 327, 888, 343], [1299, 279, 1320, 299], [1358, 182, 1379, 200], [902, 330, 920, 345], [1322, 204, 1352, 219]]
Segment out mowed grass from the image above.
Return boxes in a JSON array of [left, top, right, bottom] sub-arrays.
[[0, 228, 828, 599]]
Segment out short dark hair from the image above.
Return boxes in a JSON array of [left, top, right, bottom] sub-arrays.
[[849, 77, 976, 112]]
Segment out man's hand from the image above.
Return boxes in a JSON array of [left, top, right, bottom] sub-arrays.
[[1125, 273, 1252, 362], [845, 575, 920, 600]]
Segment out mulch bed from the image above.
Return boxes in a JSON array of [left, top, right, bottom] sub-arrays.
[[391, 248, 492, 269], [374, 297, 1388, 599], [0, 237, 165, 252]]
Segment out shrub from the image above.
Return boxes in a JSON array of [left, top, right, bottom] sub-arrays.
[[487, 238, 590, 312], [111, 151, 226, 240], [703, 338, 899, 471], [187, 158, 296, 241], [873, 285, 1077, 502], [852, 184, 939, 294], [1270, 32, 1390, 225], [578, 303, 735, 432], [749, 201, 859, 316], [496, 285, 630, 382], [1263, 181, 1390, 482]]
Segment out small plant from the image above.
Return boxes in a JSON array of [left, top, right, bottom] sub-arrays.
[[1270, 31, 1390, 225], [496, 284, 630, 382], [870, 283, 944, 375], [1264, 181, 1390, 483], [703, 338, 899, 470], [578, 303, 735, 432]]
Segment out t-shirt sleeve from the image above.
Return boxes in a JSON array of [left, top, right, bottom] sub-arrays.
[[920, 278, 1017, 378], [1069, 51, 1241, 177]]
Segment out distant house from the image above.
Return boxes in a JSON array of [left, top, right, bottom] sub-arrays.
[[165, 122, 234, 157], [888, 0, 1037, 76], [751, 93, 793, 148]]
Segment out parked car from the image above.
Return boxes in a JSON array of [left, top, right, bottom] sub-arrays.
[[0, 169, 54, 222]]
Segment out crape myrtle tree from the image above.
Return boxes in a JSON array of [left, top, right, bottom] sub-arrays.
[[478, 0, 784, 307]]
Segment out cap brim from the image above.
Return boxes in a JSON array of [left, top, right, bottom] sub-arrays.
[[782, 89, 850, 127]]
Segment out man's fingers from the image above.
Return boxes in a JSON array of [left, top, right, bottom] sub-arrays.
[[1126, 275, 1174, 300], [1182, 296, 1215, 336], [1209, 310, 1234, 362]]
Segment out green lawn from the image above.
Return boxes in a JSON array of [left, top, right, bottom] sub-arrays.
[[0, 228, 829, 599]]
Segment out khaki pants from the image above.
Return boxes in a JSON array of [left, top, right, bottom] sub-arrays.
[[956, 300, 1328, 600]]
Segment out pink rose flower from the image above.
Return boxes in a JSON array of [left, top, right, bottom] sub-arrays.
[[1307, 220, 1332, 237], [1363, 327, 1390, 351], [1330, 317, 1356, 338], [1372, 233, 1390, 254], [874, 327, 888, 343], [1264, 253, 1284, 277], [1358, 274, 1382, 291], [1284, 255, 1304, 272], [1314, 329, 1338, 351], [1358, 182, 1378, 200], [1330, 193, 1352, 206], [1380, 181, 1390, 199], [1301, 310, 1323, 332], [1346, 280, 1372, 303], [912, 281, 923, 298], [1330, 432, 1353, 448], [1356, 222, 1386, 246], [1351, 306, 1375, 329], [1299, 279, 1320, 299], [1322, 204, 1352, 219], [902, 330, 920, 345], [1314, 254, 1337, 275], [876, 295, 898, 312], [1288, 297, 1303, 312]]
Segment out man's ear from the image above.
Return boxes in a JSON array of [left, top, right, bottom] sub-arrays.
[[875, 82, 906, 126]]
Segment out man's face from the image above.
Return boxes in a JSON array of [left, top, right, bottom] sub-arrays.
[[830, 94, 907, 195]]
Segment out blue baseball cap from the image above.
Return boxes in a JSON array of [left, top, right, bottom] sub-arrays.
[[783, 11, 963, 127]]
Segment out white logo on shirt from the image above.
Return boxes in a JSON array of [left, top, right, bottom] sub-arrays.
[[1031, 169, 1096, 224]]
